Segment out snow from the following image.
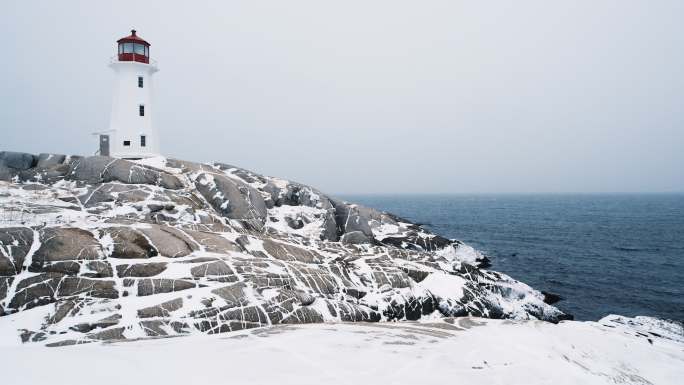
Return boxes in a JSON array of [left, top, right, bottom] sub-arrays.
[[132, 156, 174, 173], [419, 272, 467, 299], [265, 204, 329, 239], [599, 314, 684, 343], [0, 181, 88, 227], [0, 317, 681, 385], [436, 243, 483, 265], [372, 222, 401, 239]]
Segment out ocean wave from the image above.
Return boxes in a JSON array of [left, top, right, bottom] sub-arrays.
[[612, 245, 661, 252]]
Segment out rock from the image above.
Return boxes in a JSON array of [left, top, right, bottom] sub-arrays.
[[211, 283, 248, 307], [47, 300, 78, 325], [146, 203, 171, 212], [71, 314, 121, 333], [139, 320, 168, 337], [20, 329, 48, 343], [365, 257, 411, 289], [165, 158, 211, 174], [275, 182, 334, 210], [542, 291, 563, 305], [331, 200, 375, 240], [235, 235, 251, 249], [287, 266, 338, 295], [32, 228, 103, 265], [395, 295, 435, 321], [285, 216, 305, 229], [116, 262, 167, 277], [344, 288, 367, 299], [137, 298, 183, 318], [261, 239, 322, 263], [87, 327, 125, 341], [320, 212, 339, 241], [214, 163, 269, 185], [21, 184, 49, 191], [218, 305, 268, 325], [194, 172, 267, 225], [77, 184, 118, 207], [56, 277, 118, 299], [0, 227, 34, 275], [45, 339, 92, 347], [191, 261, 236, 278], [0, 277, 13, 305], [183, 229, 242, 254], [135, 278, 197, 296], [17, 163, 70, 183], [0, 151, 573, 345], [341, 231, 371, 245], [104, 227, 158, 259], [67, 156, 183, 189], [9, 273, 116, 310], [8, 272, 63, 310], [381, 233, 453, 252], [332, 301, 382, 322], [82, 261, 113, 278], [401, 267, 430, 283], [139, 320, 169, 336], [281, 306, 325, 324], [36, 153, 66, 168], [28, 261, 81, 275], [0, 164, 13, 181], [261, 182, 281, 208], [0, 151, 36, 170], [278, 289, 315, 306]]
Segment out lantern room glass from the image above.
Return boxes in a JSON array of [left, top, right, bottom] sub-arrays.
[[118, 43, 149, 57]]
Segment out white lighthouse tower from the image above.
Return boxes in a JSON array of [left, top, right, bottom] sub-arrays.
[[101, 30, 159, 159]]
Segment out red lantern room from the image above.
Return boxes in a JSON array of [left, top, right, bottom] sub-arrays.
[[117, 29, 150, 64]]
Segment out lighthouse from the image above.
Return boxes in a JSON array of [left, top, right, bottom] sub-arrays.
[[100, 30, 159, 159]]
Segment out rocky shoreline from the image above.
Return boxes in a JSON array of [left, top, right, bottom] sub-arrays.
[[0, 149, 581, 346]]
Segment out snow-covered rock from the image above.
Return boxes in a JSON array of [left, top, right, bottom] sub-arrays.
[[0, 152, 571, 346]]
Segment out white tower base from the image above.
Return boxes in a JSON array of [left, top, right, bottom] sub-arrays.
[[107, 58, 159, 159]]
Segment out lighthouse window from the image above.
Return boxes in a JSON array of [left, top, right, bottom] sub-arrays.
[[138, 76, 144, 88], [123, 140, 131, 147], [140, 135, 146, 147], [134, 44, 145, 55], [139, 105, 145, 116], [123, 43, 134, 54]]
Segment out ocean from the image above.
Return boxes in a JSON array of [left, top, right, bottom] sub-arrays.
[[340, 194, 684, 321]]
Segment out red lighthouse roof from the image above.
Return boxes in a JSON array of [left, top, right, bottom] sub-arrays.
[[117, 29, 150, 46]]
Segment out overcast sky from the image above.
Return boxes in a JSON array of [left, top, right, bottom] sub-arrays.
[[1, 1, 682, 194]]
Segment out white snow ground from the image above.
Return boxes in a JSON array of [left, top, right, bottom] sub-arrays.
[[1, 316, 681, 385]]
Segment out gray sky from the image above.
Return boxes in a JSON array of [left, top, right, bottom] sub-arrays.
[[1, 1, 682, 194]]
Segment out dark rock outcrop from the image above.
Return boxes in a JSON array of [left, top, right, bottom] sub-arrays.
[[0, 227, 34, 275], [103, 227, 158, 259], [194, 172, 267, 226], [32, 228, 104, 266], [0, 151, 37, 170], [116, 262, 167, 277], [67, 156, 183, 189]]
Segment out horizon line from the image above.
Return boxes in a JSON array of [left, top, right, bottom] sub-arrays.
[[334, 191, 684, 196]]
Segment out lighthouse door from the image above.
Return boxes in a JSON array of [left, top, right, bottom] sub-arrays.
[[99, 135, 110, 156]]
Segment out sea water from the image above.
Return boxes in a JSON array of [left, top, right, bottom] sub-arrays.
[[340, 194, 684, 321]]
